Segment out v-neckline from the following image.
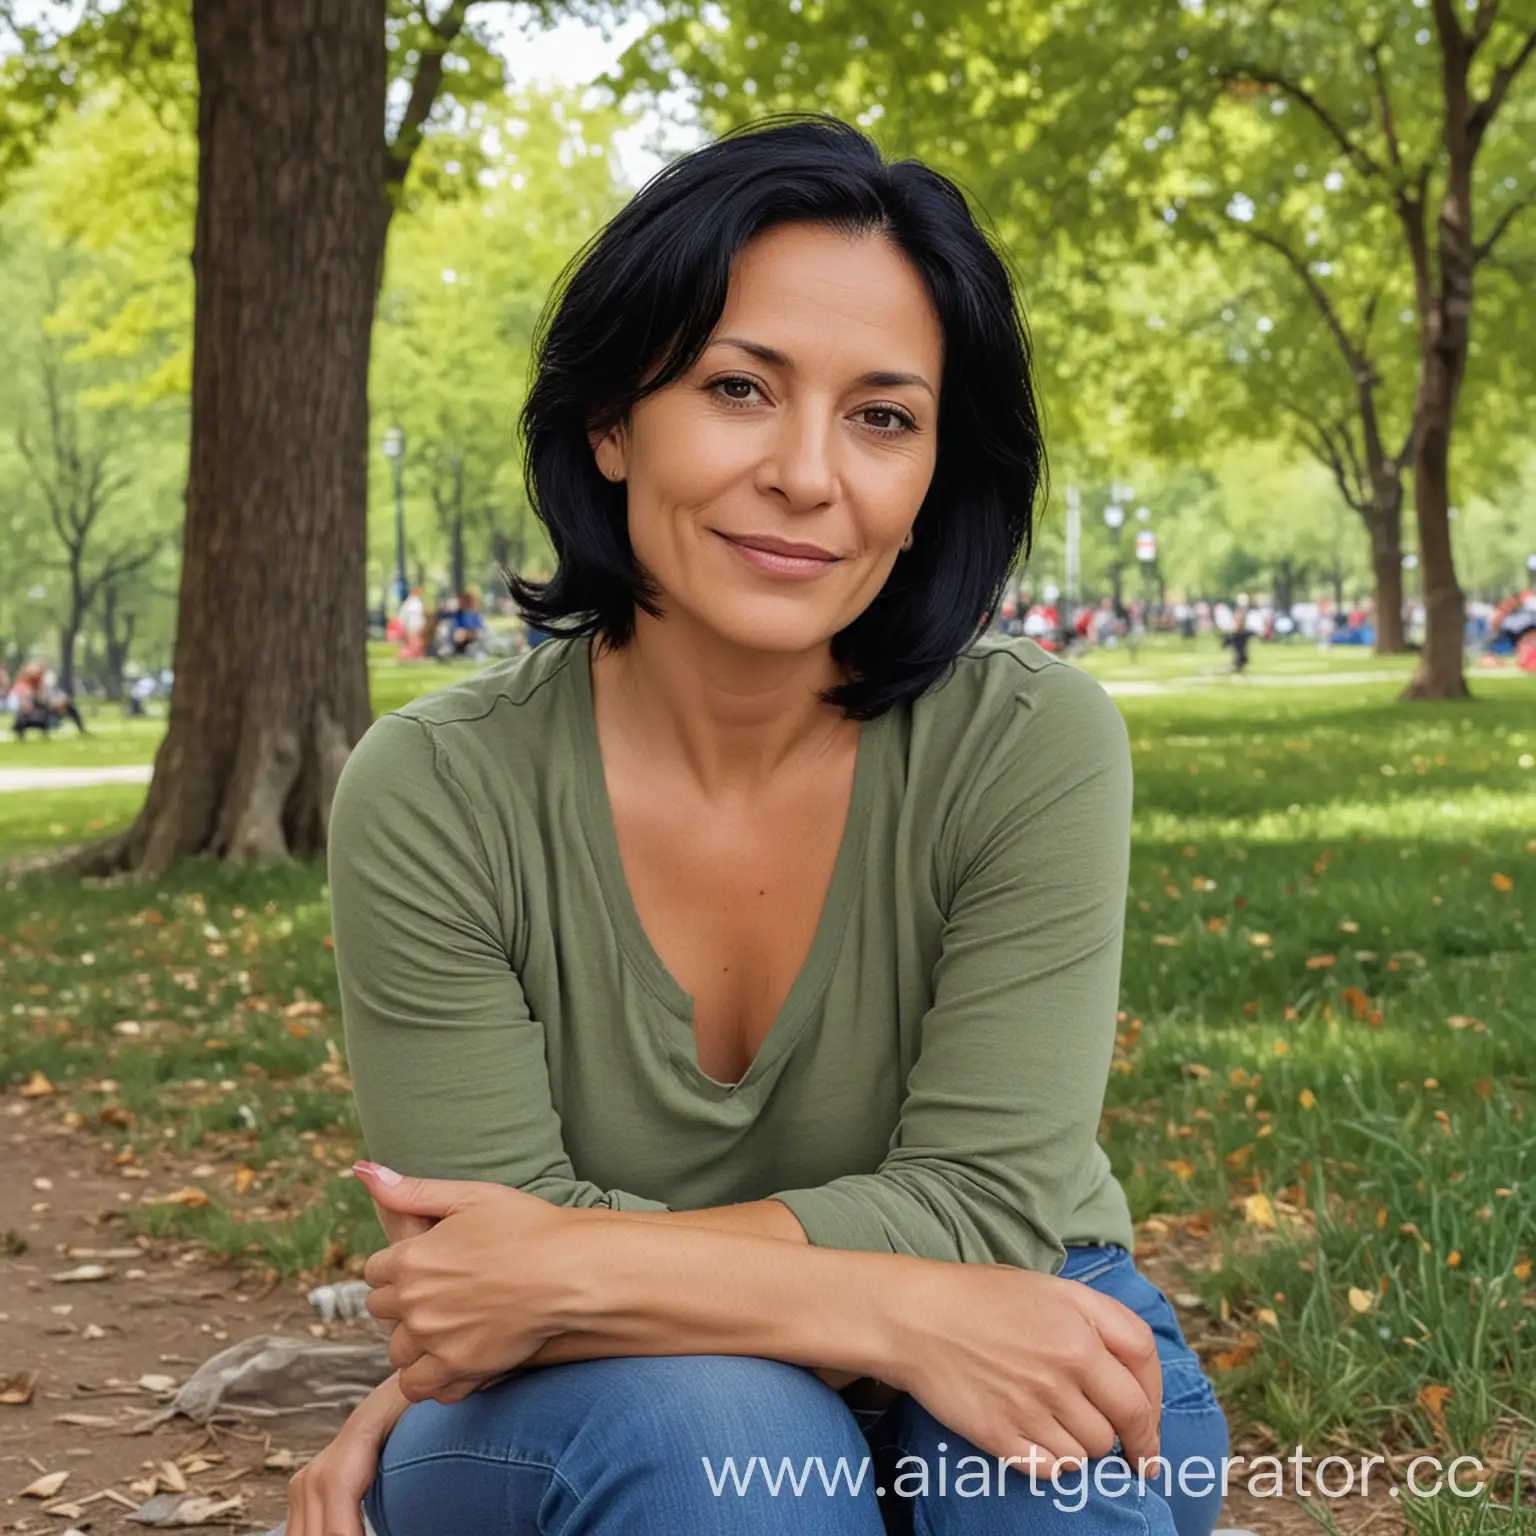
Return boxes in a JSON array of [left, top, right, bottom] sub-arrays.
[[570, 636, 882, 1098]]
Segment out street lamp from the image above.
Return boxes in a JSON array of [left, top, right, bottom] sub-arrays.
[[1104, 502, 1126, 609], [382, 426, 407, 607]]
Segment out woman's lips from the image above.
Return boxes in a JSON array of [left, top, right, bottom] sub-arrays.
[[716, 532, 841, 580]]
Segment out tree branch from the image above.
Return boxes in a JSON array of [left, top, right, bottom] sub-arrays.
[[1286, 402, 1369, 512], [1475, 195, 1536, 263], [385, 1, 479, 195], [1469, 25, 1536, 153], [1221, 63, 1385, 180], [1367, 42, 1403, 171], [1239, 225, 1373, 384]]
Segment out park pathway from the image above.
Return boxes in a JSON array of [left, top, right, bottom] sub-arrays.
[[0, 763, 153, 794]]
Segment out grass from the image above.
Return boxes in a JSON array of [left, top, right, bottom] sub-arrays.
[[2, 661, 1534, 1508], [7, 638, 1526, 769]]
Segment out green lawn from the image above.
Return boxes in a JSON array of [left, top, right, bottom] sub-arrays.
[[2, 672, 1533, 1494], [6, 639, 1525, 771]]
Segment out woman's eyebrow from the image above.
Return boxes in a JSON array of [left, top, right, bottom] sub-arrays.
[[712, 336, 936, 398]]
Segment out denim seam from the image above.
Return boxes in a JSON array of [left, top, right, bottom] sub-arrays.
[[379, 1446, 584, 1506]]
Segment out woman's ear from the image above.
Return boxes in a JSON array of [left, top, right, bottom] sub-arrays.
[[588, 424, 627, 484]]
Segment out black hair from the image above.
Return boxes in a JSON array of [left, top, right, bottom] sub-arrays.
[[511, 114, 1043, 719]]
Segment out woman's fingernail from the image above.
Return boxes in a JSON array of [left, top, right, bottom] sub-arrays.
[[353, 1161, 403, 1186]]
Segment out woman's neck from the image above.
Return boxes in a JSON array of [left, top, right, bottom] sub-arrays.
[[589, 610, 854, 796]]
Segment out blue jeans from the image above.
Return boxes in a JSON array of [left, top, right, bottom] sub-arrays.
[[365, 1243, 1228, 1536]]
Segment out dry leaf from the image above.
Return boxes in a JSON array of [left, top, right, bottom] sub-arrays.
[[138, 1373, 178, 1392], [1243, 1193, 1277, 1230], [1181, 1063, 1212, 1079], [1153, 934, 1180, 947], [1256, 1307, 1279, 1327], [1418, 1383, 1453, 1426], [1299, 1088, 1317, 1110], [1161, 1158, 1197, 1182], [160, 1461, 188, 1493], [22, 1470, 69, 1498], [1347, 1287, 1374, 1314], [18, 1070, 55, 1098], [234, 1166, 257, 1193], [52, 1265, 115, 1283], [1514, 1257, 1532, 1282], [1491, 873, 1514, 893], [1249, 932, 1272, 947], [0, 1368, 39, 1405], [1340, 986, 1371, 1020], [1305, 954, 1336, 971]]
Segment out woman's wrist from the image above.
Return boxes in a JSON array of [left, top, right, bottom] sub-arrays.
[[351, 1372, 412, 1441], [541, 1207, 915, 1383]]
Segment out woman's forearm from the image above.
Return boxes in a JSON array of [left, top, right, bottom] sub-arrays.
[[520, 1207, 923, 1386]]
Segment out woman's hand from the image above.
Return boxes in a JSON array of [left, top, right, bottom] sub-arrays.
[[355, 1163, 587, 1404], [887, 1261, 1163, 1477], [285, 1373, 410, 1536]]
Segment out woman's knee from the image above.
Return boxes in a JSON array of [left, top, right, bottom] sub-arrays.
[[874, 1396, 1178, 1536], [372, 1355, 881, 1534]]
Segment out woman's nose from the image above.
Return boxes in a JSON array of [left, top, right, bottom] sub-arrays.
[[757, 406, 838, 512]]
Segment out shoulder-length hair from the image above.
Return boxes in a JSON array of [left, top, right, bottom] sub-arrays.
[[512, 114, 1043, 719]]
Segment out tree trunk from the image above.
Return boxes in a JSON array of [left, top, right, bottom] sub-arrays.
[[80, 0, 385, 877], [102, 584, 134, 702], [1402, 386, 1468, 698], [1366, 497, 1407, 655]]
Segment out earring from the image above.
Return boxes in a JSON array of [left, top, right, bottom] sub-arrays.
[[900, 528, 915, 552]]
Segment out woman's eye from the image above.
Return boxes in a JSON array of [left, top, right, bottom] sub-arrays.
[[714, 376, 759, 402], [860, 406, 914, 433]]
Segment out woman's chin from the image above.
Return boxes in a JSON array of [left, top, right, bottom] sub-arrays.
[[687, 596, 847, 659]]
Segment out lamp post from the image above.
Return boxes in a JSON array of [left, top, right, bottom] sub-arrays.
[[383, 426, 407, 607], [1104, 500, 1126, 610]]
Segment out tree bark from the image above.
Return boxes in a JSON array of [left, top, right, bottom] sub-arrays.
[[79, 0, 386, 876], [101, 583, 135, 702], [1366, 485, 1407, 656]]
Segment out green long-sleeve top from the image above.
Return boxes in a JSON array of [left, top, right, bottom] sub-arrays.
[[327, 634, 1136, 1274]]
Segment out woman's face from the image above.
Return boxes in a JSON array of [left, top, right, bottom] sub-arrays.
[[596, 222, 943, 658]]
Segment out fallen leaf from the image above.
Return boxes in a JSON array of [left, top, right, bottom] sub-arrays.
[[1256, 1307, 1279, 1327], [1447, 1250, 1462, 1267], [1514, 1258, 1532, 1282], [1491, 873, 1514, 893], [1212, 1330, 1262, 1371], [1249, 932, 1272, 947], [1347, 1287, 1374, 1314], [1153, 934, 1180, 947], [22, 1471, 69, 1498], [234, 1166, 257, 1193], [1243, 1193, 1277, 1229], [1340, 986, 1372, 1020], [1305, 954, 1336, 971], [1299, 1088, 1317, 1110], [1447, 1015, 1485, 1031], [1162, 1158, 1198, 1182], [138, 1373, 178, 1393], [149, 1188, 209, 1209], [1418, 1383, 1453, 1428], [0, 1368, 39, 1405], [52, 1265, 115, 1283], [1181, 1062, 1212, 1080], [160, 1461, 188, 1493], [18, 1070, 55, 1098]]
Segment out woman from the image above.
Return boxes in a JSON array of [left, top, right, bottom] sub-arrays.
[[288, 118, 1228, 1536]]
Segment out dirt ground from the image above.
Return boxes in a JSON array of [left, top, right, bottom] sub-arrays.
[[2, 1099, 357, 1535], [3, 1095, 1406, 1536]]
